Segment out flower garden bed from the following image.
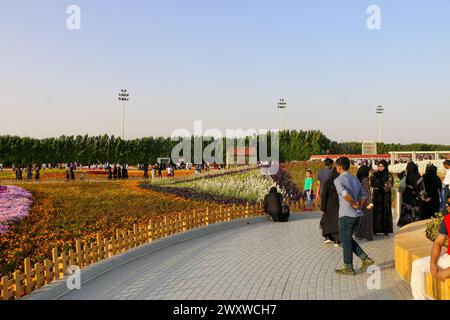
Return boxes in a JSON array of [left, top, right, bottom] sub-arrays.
[[141, 166, 303, 204], [0, 186, 33, 235], [0, 180, 225, 278], [142, 169, 278, 204]]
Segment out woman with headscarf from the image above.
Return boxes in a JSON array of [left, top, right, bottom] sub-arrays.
[[397, 162, 428, 227], [320, 167, 340, 246], [355, 165, 374, 241], [264, 187, 288, 222], [371, 160, 394, 235], [421, 164, 441, 220]]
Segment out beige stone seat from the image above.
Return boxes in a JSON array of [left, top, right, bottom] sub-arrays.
[[395, 219, 450, 300]]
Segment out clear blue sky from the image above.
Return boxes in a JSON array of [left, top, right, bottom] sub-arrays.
[[1, 0, 449, 144]]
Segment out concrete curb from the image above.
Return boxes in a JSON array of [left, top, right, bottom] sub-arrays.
[[23, 215, 272, 300]]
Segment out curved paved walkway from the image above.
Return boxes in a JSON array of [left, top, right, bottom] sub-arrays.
[[58, 212, 412, 300]]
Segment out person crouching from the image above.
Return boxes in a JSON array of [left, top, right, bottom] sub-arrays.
[[264, 187, 289, 222]]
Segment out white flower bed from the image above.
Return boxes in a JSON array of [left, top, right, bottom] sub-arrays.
[[177, 169, 282, 201]]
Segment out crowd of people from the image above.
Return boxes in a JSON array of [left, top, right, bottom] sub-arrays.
[[410, 160, 450, 300], [106, 163, 129, 180], [264, 157, 377, 275], [317, 158, 395, 248], [7, 159, 227, 182], [318, 158, 450, 245], [140, 162, 177, 179], [397, 160, 450, 226], [14, 164, 42, 181], [263, 157, 450, 282]]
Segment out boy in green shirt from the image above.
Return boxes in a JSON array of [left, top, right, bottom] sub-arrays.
[[304, 169, 314, 210]]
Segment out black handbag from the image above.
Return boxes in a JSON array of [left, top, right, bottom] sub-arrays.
[[397, 203, 417, 227]]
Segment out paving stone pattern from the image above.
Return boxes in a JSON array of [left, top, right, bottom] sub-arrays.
[[60, 212, 412, 300]]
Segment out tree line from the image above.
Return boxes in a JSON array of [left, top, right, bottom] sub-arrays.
[[329, 141, 450, 155], [0, 132, 448, 166]]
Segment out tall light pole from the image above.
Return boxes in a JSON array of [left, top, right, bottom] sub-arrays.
[[277, 98, 287, 131], [376, 105, 384, 143], [118, 89, 130, 140]]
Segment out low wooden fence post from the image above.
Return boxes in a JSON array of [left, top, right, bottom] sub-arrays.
[[35, 262, 44, 289], [163, 217, 168, 238], [178, 213, 185, 232], [97, 232, 103, 260], [133, 225, 138, 246], [13, 270, 24, 300], [1, 276, 10, 300], [150, 219, 156, 241], [60, 251, 68, 277], [52, 247, 59, 280], [24, 258, 33, 295]]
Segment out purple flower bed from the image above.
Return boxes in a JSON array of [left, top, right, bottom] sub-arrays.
[[0, 186, 33, 235], [270, 167, 303, 201]]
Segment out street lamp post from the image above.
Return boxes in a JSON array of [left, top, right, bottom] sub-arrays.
[[118, 89, 130, 140], [376, 105, 384, 143], [277, 98, 287, 131]]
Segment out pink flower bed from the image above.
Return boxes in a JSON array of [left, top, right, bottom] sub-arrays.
[[0, 186, 33, 235]]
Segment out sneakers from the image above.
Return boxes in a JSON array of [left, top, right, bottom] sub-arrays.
[[359, 257, 375, 273], [333, 242, 340, 247], [323, 239, 333, 244], [335, 266, 356, 276]]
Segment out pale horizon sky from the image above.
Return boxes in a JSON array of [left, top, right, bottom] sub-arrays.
[[1, 1, 449, 144]]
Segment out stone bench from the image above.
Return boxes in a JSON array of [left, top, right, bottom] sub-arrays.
[[394, 219, 450, 300]]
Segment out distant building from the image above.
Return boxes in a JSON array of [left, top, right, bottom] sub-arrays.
[[389, 151, 450, 163], [226, 147, 257, 167], [310, 154, 390, 162], [362, 141, 377, 155]]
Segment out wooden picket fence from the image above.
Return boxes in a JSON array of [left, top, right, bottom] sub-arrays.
[[0, 199, 308, 300]]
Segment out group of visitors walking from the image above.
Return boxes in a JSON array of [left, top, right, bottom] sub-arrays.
[[15, 165, 41, 181], [141, 163, 163, 179], [107, 163, 129, 180]]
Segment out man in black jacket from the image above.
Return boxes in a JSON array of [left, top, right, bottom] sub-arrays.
[[264, 187, 289, 222]]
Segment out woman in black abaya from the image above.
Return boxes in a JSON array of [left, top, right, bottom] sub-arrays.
[[355, 165, 374, 241], [421, 164, 441, 220], [397, 162, 428, 227], [371, 160, 394, 235], [320, 168, 340, 245]]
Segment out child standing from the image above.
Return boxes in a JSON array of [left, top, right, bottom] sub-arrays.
[[304, 169, 314, 210]]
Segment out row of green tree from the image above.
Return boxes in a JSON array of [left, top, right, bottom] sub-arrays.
[[330, 141, 450, 155], [0, 132, 448, 166]]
